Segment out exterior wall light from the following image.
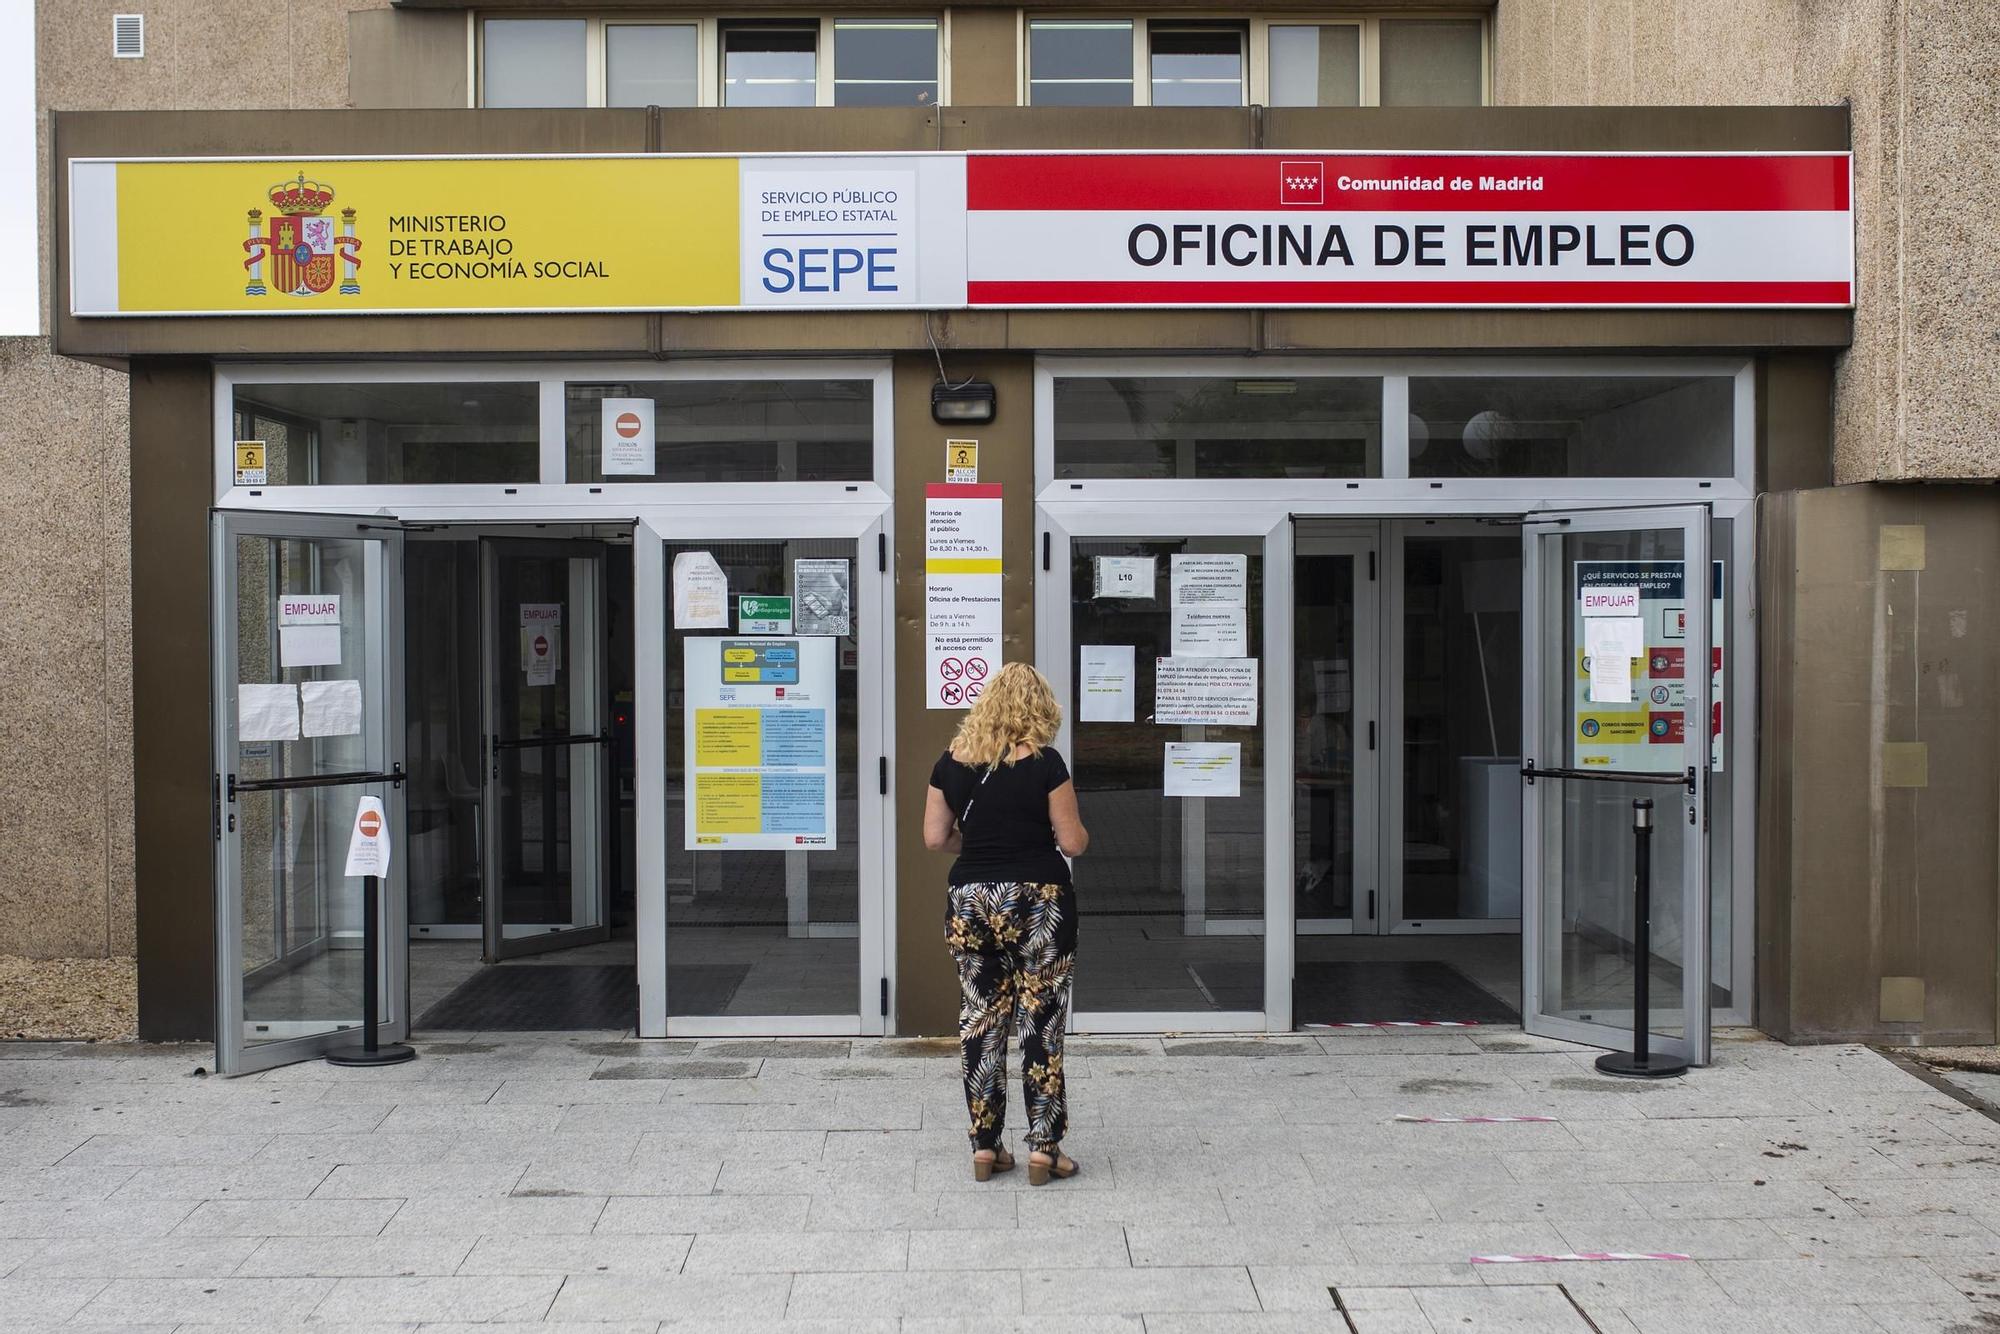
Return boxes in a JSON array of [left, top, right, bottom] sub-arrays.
[[932, 380, 996, 424]]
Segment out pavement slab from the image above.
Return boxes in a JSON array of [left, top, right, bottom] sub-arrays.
[[0, 1031, 1991, 1328]]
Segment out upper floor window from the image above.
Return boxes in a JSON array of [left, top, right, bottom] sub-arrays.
[[1026, 15, 1487, 107], [479, 16, 942, 108]]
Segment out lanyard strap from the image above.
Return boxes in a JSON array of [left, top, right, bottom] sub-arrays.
[[957, 759, 999, 829]]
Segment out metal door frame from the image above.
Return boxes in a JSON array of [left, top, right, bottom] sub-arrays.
[[1291, 523, 1380, 937], [1519, 504, 1711, 1065], [632, 506, 893, 1038], [479, 536, 614, 960], [211, 509, 406, 1076]]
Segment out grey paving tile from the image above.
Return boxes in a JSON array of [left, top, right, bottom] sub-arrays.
[[1022, 1265, 1259, 1314], [1628, 1181, 1857, 1220], [13, 1235, 261, 1278], [234, 1235, 477, 1277], [172, 1198, 402, 1237], [1424, 1181, 1652, 1221], [1763, 1213, 2000, 1258], [1146, 1317, 1357, 1334], [1621, 1302, 1885, 1333], [1247, 1263, 1483, 1310], [1476, 1258, 1734, 1306], [1342, 1220, 1570, 1265], [0, 1198, 197, 1239], [381, 1196, 607, 1235], [684, 1227, 909, 1274], [790, 1269, 1019, 1317], [905, 1318, 1140, 1334], [487, 1078, 669, 1104], [0, 1237, 44, 1278], [596, 1193, 812, 1234], [547, 1272, 793, 1322], [509, 1158, 724, 1196], [1127, 1225, 1352, 1267], [910, 1223, 1128, 1269], [661, 1321, 898, 1334], [58, 1134, 271, 1167], [311, 1162, 529, 1198], [1701, 1257, 1970, 1307], [0, 1277, 109, 1325], [370, 1104, 565, 1135], [1015, 1188, 1230, 1229], [456, 1232, 693, 1276], [110, 1163, 334, 1200], [72, 1276, 335, 1324], [0, 1164, 138, 1202], [313, 1275, 562, 1322]]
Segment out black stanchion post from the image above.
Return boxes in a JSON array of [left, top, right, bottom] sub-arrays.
[[327, 871, 415, 1067], [1595, 798, 1687, 1080]]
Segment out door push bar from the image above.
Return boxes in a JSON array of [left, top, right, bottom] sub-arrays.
[[491, 729, 613, 752], [1520, 759, 1696, 796], [228, 764, 406, 801]]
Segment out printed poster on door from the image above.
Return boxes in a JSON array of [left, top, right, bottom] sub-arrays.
[[925, 483, 1002, 709], [684, 636, 837, 851], [1573, 561, 1725, 772]]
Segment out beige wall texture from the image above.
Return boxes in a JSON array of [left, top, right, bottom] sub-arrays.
[[1494, 0, 2000, 482], [2, 2, 391, 958]]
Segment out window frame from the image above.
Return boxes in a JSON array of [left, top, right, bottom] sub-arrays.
[[472, 14, 950, 110], [1020, 11, 1490, 108]]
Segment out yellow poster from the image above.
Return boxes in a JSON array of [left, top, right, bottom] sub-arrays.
[[109, 158, 738, 314], [694, 708, 761, 767], [693, 774, 762, 841]]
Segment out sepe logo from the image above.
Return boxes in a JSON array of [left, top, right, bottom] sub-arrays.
[[243, 172, 362, 299], [1279, 160, 1325, 206]]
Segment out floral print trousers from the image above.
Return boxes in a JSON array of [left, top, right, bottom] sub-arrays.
[[945, 880, 1078, 1153]]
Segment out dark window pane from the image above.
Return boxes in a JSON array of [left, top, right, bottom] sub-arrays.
[[607, 25, 699, 108], [1150, 27, 1243, 107], [1054, 376, 1382, 479], [1269, 24, 1360, 107], [834, 19, 938, 105], [232, 382, 540, 485], [1379, 19, 1484, 107], [724, 25, 818, 107], [566, 380, 873, 483], [1407, 376, 1735, 477], [1029, 20, 1133, 105], [482, 19, 586, 108]]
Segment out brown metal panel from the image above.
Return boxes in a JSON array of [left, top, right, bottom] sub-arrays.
[[130, 362, 218, 1042], [947, 8, 1019, 108], [1757, 354, 1835, 494], [348, 8, 470, 110], [1260, 105, 1851, 152], [890, 351, 1036, 1037], [1754, 490, 1796, 1040]]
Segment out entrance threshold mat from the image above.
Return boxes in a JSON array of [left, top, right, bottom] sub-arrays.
[[416, 962, 752, 1030], [1294, 959, 1519, 1027]]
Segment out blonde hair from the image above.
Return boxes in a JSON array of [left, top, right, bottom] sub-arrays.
[[948, 662, 1062, 768]]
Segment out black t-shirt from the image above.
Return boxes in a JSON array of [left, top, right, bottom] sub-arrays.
[[929, 747, 1073, 887]]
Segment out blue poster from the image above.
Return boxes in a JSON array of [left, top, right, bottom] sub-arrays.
[[761, 708, 827, 768]]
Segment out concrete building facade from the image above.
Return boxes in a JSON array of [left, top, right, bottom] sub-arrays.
[[4, 0, 1995, 1061]]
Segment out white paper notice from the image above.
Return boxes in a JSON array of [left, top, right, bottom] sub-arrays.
[[793, 559, 852, 636], [601, 397, 656, 476], [1078, 645, 1136, 722], [1094, 556, 1156, 600], [1581, 584, 1641, 617], [344, 795, 392, 879], [925, 483, 1003, 710], [1586, 616, 1645, 703], [300, 679, 363, 738], [1170, 554, 1248, 657], [1154, 657, 1259, 726], [279, 624, 342, 669], [238, 684, 300, 742], [278, 593, 342, 667], [1164, 742, 1242, 797], [521, 603, 562, 686], [673, 551, 731, 629]]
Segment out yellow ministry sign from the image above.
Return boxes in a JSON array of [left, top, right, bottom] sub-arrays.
[[93, 157, 739, 314]]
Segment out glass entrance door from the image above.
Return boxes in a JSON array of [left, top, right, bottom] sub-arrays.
[[212, 511, 404, 1076], [1520, 506, 1711, 1064], [480, 538, 611, 960], [1292, 530, 1377, 933]]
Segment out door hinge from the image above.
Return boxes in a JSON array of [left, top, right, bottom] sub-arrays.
[[1368, 890, 1377, 920], [878, 531, 887, 572], [212, 774, 222, 841], [878, 755, 888, 795], [880, 977, 890, 1017], [1367, 721, 1376, 750], [1042, 531, 1051, 571], [1367, 550, 1377, 581]]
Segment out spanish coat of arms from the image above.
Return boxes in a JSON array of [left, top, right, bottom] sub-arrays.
[[243, 172, 362, 297]]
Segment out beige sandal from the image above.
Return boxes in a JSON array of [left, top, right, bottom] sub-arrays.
[[1026, 1146, 1079, 1186], [972, 1146, 1015, 1182]]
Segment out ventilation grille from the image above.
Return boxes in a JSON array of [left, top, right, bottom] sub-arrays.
[[113, 14, 144, 59]]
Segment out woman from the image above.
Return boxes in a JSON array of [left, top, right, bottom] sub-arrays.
[[924, 662, 1089, 1186]]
